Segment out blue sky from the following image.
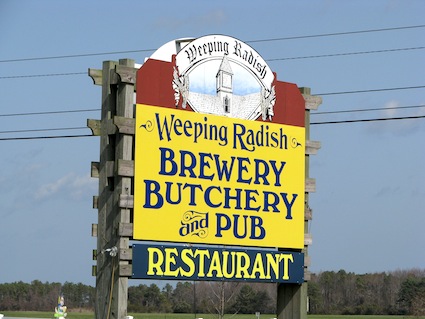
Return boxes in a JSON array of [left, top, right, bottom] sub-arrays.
[[0, 0, 424, 286]]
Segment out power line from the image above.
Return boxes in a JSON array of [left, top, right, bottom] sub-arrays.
[[0, 72, 86, 79], [0, 127, 88, 135], [316, 85, 425, 96], [312, 104, 425, 115], [1, 24, 424, 64], [0, 49, 156, 63], [0, 115, 423, 141], [0, 104, 423, 119], [0, 134, 93, 141], [247, 24, 425, 43], [311, 115, 425, 125], [267, 46, 425, 62], [1, 44, 423, 80], [0, 109, 99, 117]]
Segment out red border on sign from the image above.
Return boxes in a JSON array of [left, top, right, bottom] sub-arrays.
[[136, 57, 305, 127]]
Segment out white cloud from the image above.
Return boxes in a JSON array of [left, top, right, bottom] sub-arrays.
[[34, 173, 96, 201], [232, 64, 261, 95], [189, 60, 219, 95], [364, 100, 425, 136]]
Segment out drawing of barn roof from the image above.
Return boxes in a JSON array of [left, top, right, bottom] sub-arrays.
[[189, 91, 261, 119]]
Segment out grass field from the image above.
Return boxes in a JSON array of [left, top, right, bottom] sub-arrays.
[[1, 312, 424, 319]]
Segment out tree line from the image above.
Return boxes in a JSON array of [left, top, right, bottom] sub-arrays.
[[0, 281, 94, 312], [0, 269, 424, 316], [308, 268, 425, 316]]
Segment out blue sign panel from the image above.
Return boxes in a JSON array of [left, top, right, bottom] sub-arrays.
[[132, 243, 304, 284]]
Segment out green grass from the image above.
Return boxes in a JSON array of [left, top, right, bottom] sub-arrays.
[[1, 311, 94, 318], [1, 312, 424, 319], [309, 316, 425, 319]]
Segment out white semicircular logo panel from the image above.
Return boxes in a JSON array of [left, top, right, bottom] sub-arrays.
[[172, 35, 276, 121]]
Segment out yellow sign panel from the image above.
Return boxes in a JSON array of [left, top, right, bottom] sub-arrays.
[[134, 104, 305, 249]]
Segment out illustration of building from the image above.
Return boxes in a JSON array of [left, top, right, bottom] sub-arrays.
[[216, 55, 233, 113], [188, 55, 262, 119]]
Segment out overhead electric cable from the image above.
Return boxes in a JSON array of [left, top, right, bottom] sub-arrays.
[[0, 115, 423, 141], [0, 134, 93, 141], [0, 127, 88, 134], [312, 104, 425, 115], [0, 72, 86, 79], [1, 104, 423, 118], [1, 43, 422, 80], [0, 56, 422, 80], [0, 49, 156, 63], [267, 46, 425, 61], [0, 24, 423, 64], [247, 24, 425, 43], [0, 109, 99, 117], [317, 85, 425, 96], [311, 115, 425, 125]]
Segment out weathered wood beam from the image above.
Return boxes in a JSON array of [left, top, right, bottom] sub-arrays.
[[119, 194, 134, 209], [304, 255, 311, 267], [305, 206, 313, 221], [92, 196, 98, 209], [87, 119, 101, 136], [305, 140, 321, 155], [117, 159, 134, 177], [91, 224, 98, 237], [114, 116, 135, 135], [119, 264, 132, 277], [91, 162, 100, 178], [88, 68, 102, 86], [118, 223, 133, 237], [303, 94, 322, 110], [119, 247, 133, 261], [305, 178, 316, 193], [106, 161, 114, 178], [115, 65, 137, 84], [304, 233, 313, 246]]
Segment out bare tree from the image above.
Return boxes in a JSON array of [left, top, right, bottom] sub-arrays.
[[205, 281, 240, 319]]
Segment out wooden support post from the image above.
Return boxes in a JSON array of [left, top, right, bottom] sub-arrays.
[[89, 59, 136, 319], [276, 87, 322, 319], [111, 58, 134, 319], [93, 60, 117, 319]]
